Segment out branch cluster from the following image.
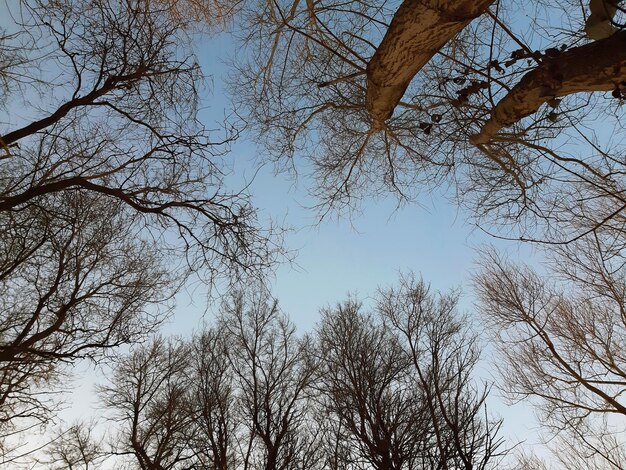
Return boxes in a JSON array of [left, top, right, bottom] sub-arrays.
[[100, 278, 503, 470], [0, 0, 281, 446]]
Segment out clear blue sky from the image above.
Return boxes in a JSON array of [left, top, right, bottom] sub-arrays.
[[152, 31, 545, 453], [55, 28, 547, 464]]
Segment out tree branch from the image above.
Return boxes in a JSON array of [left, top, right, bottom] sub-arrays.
[[471, 31, 626, 145], [366, 0, 495, 126]]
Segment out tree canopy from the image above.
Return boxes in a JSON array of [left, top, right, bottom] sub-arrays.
[[235, 0, 626, 250], [0, 0, 281, 449], [3, 0, 626, 468]]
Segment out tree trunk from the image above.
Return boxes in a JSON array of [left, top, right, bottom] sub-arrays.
[[366, 0, 495, 127], [471, 31, 626, 145]]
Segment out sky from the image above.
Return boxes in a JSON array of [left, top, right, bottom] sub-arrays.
[[153, 31, 545, 454], [187, 34, 528, 324], [5, 16, 552, 465]]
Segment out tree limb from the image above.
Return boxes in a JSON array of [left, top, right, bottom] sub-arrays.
[[471, 31, 626, 145], [366, 0, 495, 127]]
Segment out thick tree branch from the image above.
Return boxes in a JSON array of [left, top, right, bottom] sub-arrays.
[[366, 0, 495, 126], [0, 67, 154, 147], [471, 31, 626, 145]]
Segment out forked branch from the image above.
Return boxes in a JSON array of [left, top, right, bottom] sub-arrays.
[[471, 31, 626, 145]]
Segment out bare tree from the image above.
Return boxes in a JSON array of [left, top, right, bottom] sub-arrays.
[[509, 421, 626, 470], [219, 288, 319, 470], [101, 276, 505, 470], [316, 300, 427, 470], [378, 275, 504, 470], [316, 275, 504, 470], [232, 0, 626, 262], [233, 9, 626, 461], [475, 239, 626, 469], [0, 0, 281, 450], [186, 329, 238, 470], [2, 0, 280, 278], [100, 337, 194, 470], [100, 331, 242, 470], [38, 420, 103, 470], [0, 191, 173, 449], [101, 288, 319, 470]]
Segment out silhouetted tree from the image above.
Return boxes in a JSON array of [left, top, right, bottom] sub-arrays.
[[219, 288, 320, 470], [0, 0, 281, 449], [317, 276, 503, 470], [39, 420, 103, 470], [100, 337, 193, 470], [101, 277, 502, 469], [378, 275, 504, 470], [317, 301, 427, 470], [187, 329, 238, 470], [475, 239, 626, 469], [100, 288, 318, 470]]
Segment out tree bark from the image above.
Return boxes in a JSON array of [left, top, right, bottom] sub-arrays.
[[366, 0, 495, 126], [471, 31, 626, 145]]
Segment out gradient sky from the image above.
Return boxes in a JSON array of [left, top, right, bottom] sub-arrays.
[[155, 31, 544, 454], [50, 27, 549, 465]]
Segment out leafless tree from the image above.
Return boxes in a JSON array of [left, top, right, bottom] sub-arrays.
[[100, 277, 503, 470], [475, 239, 626, 469], [100, 331, 241, 470], [233, 8, 626, 460], [509, 420, 626, 470], [218, 288, 319, 470], [186, 329, 238, 470], [378, 275, 505, 470], [316, 300, 426, 470], [2, 0, 280, 280], [100, 337, 195, 470], [0, 0, 282, 450], [316, 275, 504, 470], [232, 0, 626, 257], [100, 341, 179, 470], [38, 420, 103, 470], [100, 288, 318, 470], [0, 191, 173, 450]]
